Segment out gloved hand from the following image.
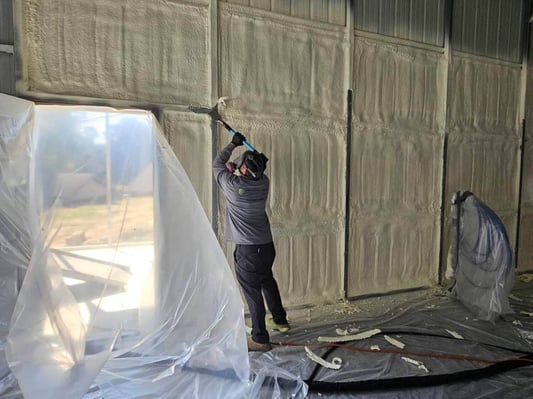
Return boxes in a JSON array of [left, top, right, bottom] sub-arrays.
[[231, 132, 246, 147], [258, 152, 269, 165]]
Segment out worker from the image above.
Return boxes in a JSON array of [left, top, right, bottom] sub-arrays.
[[213, 131, 290, 352]]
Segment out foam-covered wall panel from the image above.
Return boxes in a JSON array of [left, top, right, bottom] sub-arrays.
[[161, 111, 212, 218], [443, 53, 522, 266], [219, 3, 348, 120], [447, 55, 521, 137], [218, 4, 348, 305], [352, 37, 446, 128], [347, 36, 445, 296], [18, 0, 211, 105], [216, 114, 346, 305]]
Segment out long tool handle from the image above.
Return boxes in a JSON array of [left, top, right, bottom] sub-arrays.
[[219, 120, 255, 152]]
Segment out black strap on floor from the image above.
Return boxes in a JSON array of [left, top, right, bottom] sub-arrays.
[[305, 353, 533, 393]]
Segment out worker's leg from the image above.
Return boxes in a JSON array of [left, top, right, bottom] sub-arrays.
[[257, 242, 287, 325], [234, 244, 270, 344]]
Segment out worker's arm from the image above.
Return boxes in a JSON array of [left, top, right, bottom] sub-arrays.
[[213, 132, 246, 186], [213, 143, 236, 181]]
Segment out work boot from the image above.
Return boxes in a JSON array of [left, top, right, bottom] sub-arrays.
[[265, 317, 290, 332], [247, 337, 272, 352]]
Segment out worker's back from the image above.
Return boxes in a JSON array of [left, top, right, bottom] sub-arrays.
[[220, 173, 273, 245]]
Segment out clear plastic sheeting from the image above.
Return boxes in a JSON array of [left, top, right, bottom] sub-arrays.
[[0, 94, 252, 398], [248, 354, 309, 399], [251, 281, 533, 398], [0, 94, 34, 396], [446, 191, 514, 323]]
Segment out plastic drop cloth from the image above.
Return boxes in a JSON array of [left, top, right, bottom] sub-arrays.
[[0, 94, 255, 398], [446, 191, 514, 323], [249, 281, 533, 398]]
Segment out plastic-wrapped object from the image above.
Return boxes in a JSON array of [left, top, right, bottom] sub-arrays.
[[446, 191, 514, 323], [0, 95, 250, 398]]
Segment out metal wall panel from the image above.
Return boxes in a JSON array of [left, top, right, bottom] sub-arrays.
[[223, 0, 346, 25], [0, 0, 13, 43], [308, 0, 328, 22], [354, 0, 446, 46], [249, 0, 273, 11], [451, 0, 527, 63], [291, 0, 311, 20], [0, 53, 15, 94], [0, 0, 14, 95]]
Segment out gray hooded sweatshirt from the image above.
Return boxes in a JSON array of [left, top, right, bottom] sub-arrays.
[[213, 144, 273, 245]]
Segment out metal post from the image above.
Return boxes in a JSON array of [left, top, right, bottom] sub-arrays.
[[344, 89, 353, 298], [437, 0, 454, 284]]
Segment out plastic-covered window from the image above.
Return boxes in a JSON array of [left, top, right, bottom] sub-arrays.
[[0, 96, 250, 398]]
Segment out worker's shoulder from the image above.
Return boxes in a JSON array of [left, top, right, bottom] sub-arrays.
[[221, 174, 269, 191], [243, 175, 269, 187]]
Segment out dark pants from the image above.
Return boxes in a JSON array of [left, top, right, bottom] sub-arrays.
[[234, 242, 287, 344]]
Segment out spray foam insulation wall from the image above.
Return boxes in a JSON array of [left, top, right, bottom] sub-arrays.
[[19, 0, 211, 105], [161, 112, 212, 219], [347, 37, 445, 297], [443, 53, 522, 269], [219, 4, 348, 119], [14, 0, 531, 304], [218, 4, 348, 305]]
